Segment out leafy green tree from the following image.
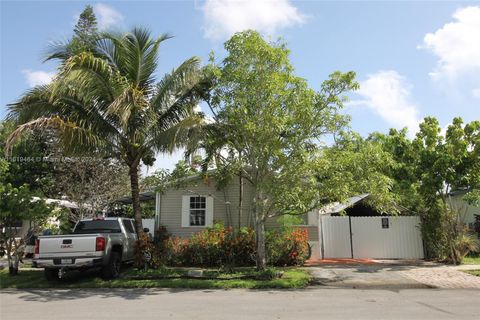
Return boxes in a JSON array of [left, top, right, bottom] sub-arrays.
[[55, 157, 130, 221], [0, 120, 57, 196], [6, 28, 207, 234], [0, 163, 53, 275], [48, 5, 98, 61], [201, 31, 358, 269], [73, 5, 97, 46], [372, 117, 480, 262], [315, 132, 397, 212]]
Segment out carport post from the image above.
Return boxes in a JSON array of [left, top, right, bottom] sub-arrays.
[[318, 209, 325, 259], [154, 192, 161, 239], [348, 216, 354, 259]]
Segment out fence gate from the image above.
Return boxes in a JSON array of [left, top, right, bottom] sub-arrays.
[[320, 216, 424, 259], [320, 216, 352, 259]]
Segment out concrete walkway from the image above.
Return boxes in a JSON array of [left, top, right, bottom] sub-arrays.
[[307, 263, 430, 289]]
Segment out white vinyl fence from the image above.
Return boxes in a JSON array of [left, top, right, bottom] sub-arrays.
[[320, 216, 424, 259], [142, 219, 155, 238]]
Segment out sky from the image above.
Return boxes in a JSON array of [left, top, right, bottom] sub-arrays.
[[1, 0, 479, 173]]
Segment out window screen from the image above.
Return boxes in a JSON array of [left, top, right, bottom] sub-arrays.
[[190, 196, 206, 226]]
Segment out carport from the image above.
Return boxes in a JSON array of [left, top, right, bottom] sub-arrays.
[[317, 194, 424, 259]]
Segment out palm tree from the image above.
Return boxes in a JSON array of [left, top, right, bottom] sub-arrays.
[[6, 28, 207, 234]]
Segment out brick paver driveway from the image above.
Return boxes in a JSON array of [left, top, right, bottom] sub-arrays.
[[307, 261, 480, 289], [401, 266, 480, 289]]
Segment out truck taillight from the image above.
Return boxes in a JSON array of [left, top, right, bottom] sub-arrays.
[[34, 239, 40, 255], [96, 237, 106, 251]]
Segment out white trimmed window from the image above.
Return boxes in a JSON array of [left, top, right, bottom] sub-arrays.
[[182, 195, 213, 227]]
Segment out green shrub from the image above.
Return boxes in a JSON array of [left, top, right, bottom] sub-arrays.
[[164, 223, 256, 267], [160, 224, 309, 268], [266, 228, 310, 266]]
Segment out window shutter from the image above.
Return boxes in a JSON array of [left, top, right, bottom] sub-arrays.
[[206, 196, 214, 227], [181, 195, 190, 227]]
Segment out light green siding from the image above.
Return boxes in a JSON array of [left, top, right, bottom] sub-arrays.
[[157, 176, 319, 241]]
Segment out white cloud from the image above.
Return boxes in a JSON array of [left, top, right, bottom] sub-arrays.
[[141, 149, 186, 175], [350, 70, 420, 136], [440, 123, 451, 138], [193, 105, 202, 113], [200, 0, 305, 41], [94, 3, 124, 30], [21, 70, 55, 87], [472, 88, 480, 98], [420, 6, 480, 80], [194, 104, 215, 124]]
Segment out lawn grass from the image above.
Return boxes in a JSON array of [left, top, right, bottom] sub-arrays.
[[462, 270, 480, 277], [462, 256, 480, 265], [0, 267, 311, 289]]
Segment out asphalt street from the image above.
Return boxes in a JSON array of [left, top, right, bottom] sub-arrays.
[[1, 288, 479, 320]]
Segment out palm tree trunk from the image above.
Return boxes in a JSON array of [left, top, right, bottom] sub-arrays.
[[129, 164, 143, 235]]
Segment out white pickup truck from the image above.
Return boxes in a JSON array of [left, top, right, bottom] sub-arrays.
[[33, 217, 144, 281]]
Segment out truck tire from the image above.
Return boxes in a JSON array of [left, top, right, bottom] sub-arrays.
[[44, 268, 58, 281], [102, 252, 121, 280]]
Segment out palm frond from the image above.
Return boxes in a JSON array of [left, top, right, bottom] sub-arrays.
[[106, 85, 148, 130], [44, 39, 75, 62], [146, 113, 205, 154], [8, 80, 124, 151], [100, 28, 171, 89], [151, 57, 201, 113], [5, 116, 106, 156]]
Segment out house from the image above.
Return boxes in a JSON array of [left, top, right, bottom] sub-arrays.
[[8, 197, 80, 239], [115, 173, 425, 260], [448, 190, 480, 232], [114, 173, 318, 243]]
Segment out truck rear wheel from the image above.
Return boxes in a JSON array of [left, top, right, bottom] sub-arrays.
[[44, 268, 58, 281], [102, 252, 121, 280]]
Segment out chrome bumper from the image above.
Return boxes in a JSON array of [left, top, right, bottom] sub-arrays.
[[33, 257, 105, 268]]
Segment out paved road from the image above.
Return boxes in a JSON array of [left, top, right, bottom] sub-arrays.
[[1, 288, 479, 320]]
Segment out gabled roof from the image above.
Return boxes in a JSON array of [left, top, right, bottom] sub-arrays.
[[113, 169, 218, 204]]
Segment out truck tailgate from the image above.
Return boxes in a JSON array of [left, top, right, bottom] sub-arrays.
[[38, 234, 100, 257]]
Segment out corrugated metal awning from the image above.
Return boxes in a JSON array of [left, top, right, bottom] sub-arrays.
[[319, 193, 370, 215]]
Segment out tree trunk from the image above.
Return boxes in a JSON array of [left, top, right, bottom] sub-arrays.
[[129, 164, 143, 235], [238, 172, 243, 231], [253, 186, 267, 270], [7, 237, 19, 276], [255, 213, 267, 270]]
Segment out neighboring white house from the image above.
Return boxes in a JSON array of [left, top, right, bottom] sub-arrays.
[[10, 197, 80, 238], [448, 190, 479, 232]]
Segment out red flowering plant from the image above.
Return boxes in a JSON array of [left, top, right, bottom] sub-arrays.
[[160, 223, 307, 268], [134, 232, 162, 269], [266, 228, 309, 266], [163, 223, 256, 267]]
